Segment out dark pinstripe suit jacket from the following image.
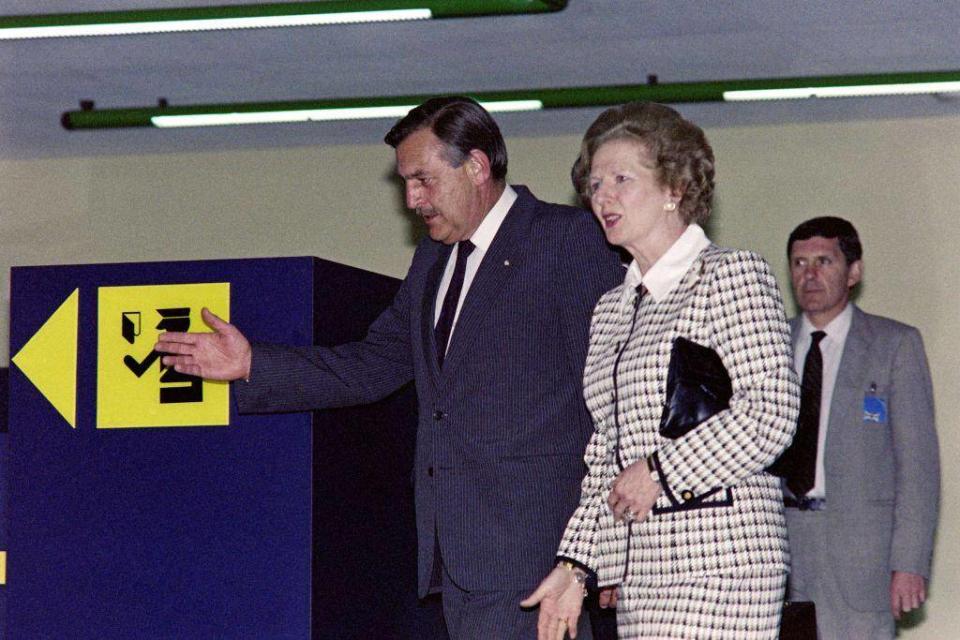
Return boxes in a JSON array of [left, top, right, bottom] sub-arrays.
[[235, 186, 623, 596]]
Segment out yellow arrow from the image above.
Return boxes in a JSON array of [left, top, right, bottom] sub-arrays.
[[11, 288, 79, 429]]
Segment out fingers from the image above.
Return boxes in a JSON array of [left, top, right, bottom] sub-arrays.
[[607, 476, 634, 522], [891, 582, 903, 619], [520, 585, 546, 609], [173, 364, 203, 377], [540, 616, 565, 640], [598, 590, 611, 609], [606, 491, 633, 523], [156, 332, 199, 348], [891, 593, 908, 620], [607, 491, 620, 513], [201, 307, 231, 332], [155, 339, 195, 355], [598, 587, 618, 608], [606, 488, 624, 519], [890, 572, 926, 620], [894, 591, 923, 619], [903, 594, 916, 616], [160, 354, 189, 367], [154, 309, 231, 352], [159, 355, 201, 377], [534, 611, 554, 640], [525, 568, 584, 640]]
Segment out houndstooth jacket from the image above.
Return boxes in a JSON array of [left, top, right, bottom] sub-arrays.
[[558, 243, 800, 588]]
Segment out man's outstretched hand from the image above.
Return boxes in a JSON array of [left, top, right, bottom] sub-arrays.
[[155, 307, 252, 381]]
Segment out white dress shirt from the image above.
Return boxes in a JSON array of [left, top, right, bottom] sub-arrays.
[[433, 185, 517, 353], [795, 303, 853, 498], [620, 223, 711, 308]]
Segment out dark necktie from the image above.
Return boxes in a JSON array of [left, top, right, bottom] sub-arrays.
[[784, 330, 827, 497], [434, 240, 474, 367]]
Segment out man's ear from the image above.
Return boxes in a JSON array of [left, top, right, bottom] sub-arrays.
[[847, 259, 864, 288], [466, 149, 492, 185]]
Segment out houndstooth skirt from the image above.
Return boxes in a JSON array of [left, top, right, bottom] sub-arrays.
[[616, 572, 787, 639]]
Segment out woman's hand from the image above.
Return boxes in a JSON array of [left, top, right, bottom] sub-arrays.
[[599, 585, 619, 608], [521, 566, 586, 639], [607, 458, 662, 523]]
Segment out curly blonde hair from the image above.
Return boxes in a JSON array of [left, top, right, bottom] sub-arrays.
[[572, 102, 715, 225]]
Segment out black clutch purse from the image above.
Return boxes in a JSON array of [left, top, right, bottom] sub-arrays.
[[779, 601, 817, 640], [659, 337, 733, 439]]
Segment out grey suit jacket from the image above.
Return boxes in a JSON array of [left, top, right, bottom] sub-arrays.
[[234, 186, 624, 596], [786, 305, 940, 611]]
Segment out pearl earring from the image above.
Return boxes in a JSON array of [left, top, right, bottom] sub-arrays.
[[664, 201, 677, 212]]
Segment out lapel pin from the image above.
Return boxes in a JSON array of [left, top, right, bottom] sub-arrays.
[[504, 260, 511, 267]]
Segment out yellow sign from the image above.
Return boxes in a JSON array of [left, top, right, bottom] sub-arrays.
[[11, 289, 79, 429], [97, 283, 230, 429]]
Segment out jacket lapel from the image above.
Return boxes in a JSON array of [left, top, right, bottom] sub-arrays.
[[825, 306, 871, 476], [789, 316, 802, 348], [421, 243, 453, 386], [438, 190, 531, 377]]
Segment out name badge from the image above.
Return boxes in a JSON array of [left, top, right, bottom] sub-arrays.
[[863, 395, 887, 424]]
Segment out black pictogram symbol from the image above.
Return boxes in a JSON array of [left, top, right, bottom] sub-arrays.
[[121, 311, 141, 345], [122, 307, 202, 404]]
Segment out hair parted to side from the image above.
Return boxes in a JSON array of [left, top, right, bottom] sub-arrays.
[[788, 216, 863, 265], [571, 101, 715, 225], [384, 96, 508, 181]]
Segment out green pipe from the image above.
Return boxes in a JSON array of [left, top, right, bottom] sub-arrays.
[[61, 70, 960, 130], [2, 1, 566, 29]]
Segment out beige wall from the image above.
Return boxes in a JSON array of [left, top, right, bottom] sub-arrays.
[[2, 114, 958, 637]]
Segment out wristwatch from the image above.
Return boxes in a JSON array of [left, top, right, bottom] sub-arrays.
[[558, 561, 588, 597]]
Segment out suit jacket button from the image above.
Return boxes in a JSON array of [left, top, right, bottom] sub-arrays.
[[427, 467, 434, 477], [433, 410, 445, 420], [681, 490, 694, 501]]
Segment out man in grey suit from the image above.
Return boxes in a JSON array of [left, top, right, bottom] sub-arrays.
[[771, 216, 940, 639], [156, 96, 623, 639]]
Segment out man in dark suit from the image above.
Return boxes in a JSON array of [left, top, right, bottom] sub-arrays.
[[157, 96, 623, 638], [773, 216, 940, 639]]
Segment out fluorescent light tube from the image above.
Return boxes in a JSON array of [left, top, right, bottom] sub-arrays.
[[151, 100, 543, 127], [0, 9, 432, 39], [476, 100, 544, 113], [724, 81, 960, 101], [152, 106, 420, 127]]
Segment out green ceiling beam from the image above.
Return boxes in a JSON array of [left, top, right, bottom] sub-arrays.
[[61, 70, 960, 130], [1, 1, 566, 39]]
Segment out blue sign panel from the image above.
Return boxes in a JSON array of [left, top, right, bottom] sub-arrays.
[[8, 258, 316, 639]]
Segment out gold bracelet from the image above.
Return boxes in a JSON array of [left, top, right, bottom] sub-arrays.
[[646, 454, 661, 484]]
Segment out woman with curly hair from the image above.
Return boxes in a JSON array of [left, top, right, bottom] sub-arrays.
[[523, 102, 800, 639]]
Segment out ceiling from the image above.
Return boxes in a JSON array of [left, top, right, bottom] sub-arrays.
[[2, 0, 959, 159]]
